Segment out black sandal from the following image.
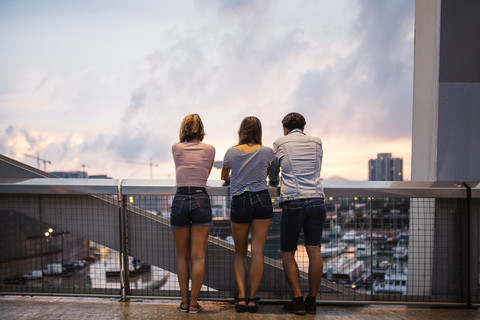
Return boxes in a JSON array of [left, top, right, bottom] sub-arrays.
[[235, 298, 248, 313], [247, 297, 260, 313], [189, 304, 202, 314], [179, 302, 189, 312]]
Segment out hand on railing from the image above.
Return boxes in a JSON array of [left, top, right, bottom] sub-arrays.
[[269, 179, 280, 187]]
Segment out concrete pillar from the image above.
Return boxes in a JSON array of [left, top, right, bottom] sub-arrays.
[[409, 0, 480, 297], [412, 0, 480, 182]]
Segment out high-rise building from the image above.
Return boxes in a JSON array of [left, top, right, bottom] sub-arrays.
[[391, 157, 403, 181], [368, 153, 403, 181]]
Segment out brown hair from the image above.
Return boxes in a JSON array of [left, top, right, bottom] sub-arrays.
[[179, 114, 206, 142], [238, 116, 262, 145], [282, 112, 306, 131]]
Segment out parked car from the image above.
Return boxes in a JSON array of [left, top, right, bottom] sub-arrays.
[[62, 263, 75, 272], [73, 260, 85, 269], [3, 275, 26, 285], [23, 270, 43, 279], [83, 255, 96, 263], [43, 263, 62, 275]]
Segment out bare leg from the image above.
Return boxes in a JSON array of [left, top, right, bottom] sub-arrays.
[[305, 245, 323, 297], [172, 227, 191, 306], [281, 250, 302, 298], [231, 221, 250, 306], [189, 225, 210, 309], [248, 218, 272, 305]]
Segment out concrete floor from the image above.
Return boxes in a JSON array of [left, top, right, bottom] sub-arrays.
[[0, 296, 479, 320]]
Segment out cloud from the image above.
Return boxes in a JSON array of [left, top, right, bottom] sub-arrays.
[[343, 0, 414, 136], [0, 126, 34, 156], [289, 0, 414, 140], [121, 86, 148, 123], [107, 0, 413, 177], [108, 129, 150, 161], [197, 0, 271, 19], [0, 1, 415, 180]]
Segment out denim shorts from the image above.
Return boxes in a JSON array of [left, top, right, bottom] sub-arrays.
[[170, 187, 212, 229], [230, 190, 274, 223], [280, 198, 327, 252]]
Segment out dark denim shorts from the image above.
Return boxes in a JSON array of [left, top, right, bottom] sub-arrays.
[[230, 189, 274, 223], [280, 198, 327, 252], [170, 187, 212, 229]]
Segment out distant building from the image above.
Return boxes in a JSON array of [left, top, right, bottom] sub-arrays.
[[391, 158, 403, 181], [368, 153, 403, 181], [50, 171, 87, 178], [50, 171, 111, 179], [88, 174, 111, 179]]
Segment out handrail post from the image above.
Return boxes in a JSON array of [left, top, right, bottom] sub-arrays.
[[38, 195, 45, 294], [368, 197, 373, 300], [118, 180, 130, 301], [464, 183, 472, 307]]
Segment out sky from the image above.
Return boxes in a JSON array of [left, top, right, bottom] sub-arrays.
[[0, 0, 415, 181]]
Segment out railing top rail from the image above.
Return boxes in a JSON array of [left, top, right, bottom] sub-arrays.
[[0, 178, 120, 195], [322, 180, 466, 198], [0, 178, 470, 198], [466, 181, 480, 198]]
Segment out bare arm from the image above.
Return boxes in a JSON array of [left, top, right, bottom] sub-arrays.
[[208, 159, 215, 175], [221, 166, 231, 183], [268, 144, 280, 185], [207, 147, 216, 175]]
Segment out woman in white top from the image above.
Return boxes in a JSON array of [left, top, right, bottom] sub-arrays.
[[171, 114, 215, 313], [221, 116, 274, 313]]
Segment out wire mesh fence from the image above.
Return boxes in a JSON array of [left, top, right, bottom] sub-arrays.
[[0, 194, 120, 296], [0, 180, 476, 306]]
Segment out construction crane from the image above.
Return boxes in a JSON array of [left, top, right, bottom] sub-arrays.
[[116, 158, 159, 179], [24, 152, 51, 171], [81, 164, 88, 178]]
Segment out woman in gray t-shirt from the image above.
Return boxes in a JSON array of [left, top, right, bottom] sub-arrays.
[[221, 116, 274, 313]]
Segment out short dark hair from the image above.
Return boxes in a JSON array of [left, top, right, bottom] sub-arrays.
[[282, 112, 306, 131], [179, 114, 206, 142], [238, 116, 262, 145]]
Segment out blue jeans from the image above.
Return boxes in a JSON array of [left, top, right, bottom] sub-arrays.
[[170, 187, 212, 229], [280, 198, 327, 252], [230, 190, 273, 223]]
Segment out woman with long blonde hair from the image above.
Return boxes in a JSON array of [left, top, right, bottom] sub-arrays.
[[171, 114, 215, 313]]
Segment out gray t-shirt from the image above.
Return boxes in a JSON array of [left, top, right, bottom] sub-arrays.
[[223, 146, 274, 196]]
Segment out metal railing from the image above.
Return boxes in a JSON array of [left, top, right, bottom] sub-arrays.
[[0, 178, 478, 306]]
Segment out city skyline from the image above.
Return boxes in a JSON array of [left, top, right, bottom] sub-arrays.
[[0, 0, 414, 181], [368, 153, 403, 181]]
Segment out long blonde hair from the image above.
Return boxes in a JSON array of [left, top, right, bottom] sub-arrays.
[[179, 114, 206, 142]]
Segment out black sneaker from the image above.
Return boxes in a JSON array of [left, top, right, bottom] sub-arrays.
[[304, 295, 316, 314], [284, 296, 305, 315]]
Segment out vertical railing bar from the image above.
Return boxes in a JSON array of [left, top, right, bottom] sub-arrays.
[[464, 183, 472, 307], [38, 195, 44, 294], [369, 196, 373, 301], [117, 180, 128, 301], [122, 194, 131, 300]]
